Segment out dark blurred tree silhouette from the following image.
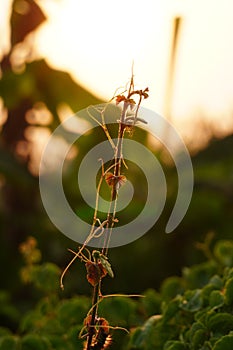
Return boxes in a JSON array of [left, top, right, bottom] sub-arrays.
[[0, 0, 101, 293]]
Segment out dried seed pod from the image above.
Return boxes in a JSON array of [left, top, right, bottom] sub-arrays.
[[85, 262, 102, 286], [105, 173, 127, 190], [90, 318, 112, 350]]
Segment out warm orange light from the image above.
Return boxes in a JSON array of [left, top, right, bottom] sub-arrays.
[[35, 0, 233, 142], [1, 0, 232, 146]]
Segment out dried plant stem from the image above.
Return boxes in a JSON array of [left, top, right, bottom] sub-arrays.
[[102, 103, 128, 255], [85, 284, 100, 350], [85, 102, 128, 349], [85, 79, 149, 349], [60, 74, 149, 350]]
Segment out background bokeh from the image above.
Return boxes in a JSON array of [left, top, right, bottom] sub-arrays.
[[0, 0, 232, 318]]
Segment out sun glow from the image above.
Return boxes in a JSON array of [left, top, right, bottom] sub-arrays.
[[36, 0, 171, 111], [35, 0, 233, 138], [1, 0, 233, 142]]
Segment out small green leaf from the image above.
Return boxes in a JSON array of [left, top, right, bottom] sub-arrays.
[[189, 320, 207, 348], [207, 313, 233, 335], [200, 275, 223, 304], [129, 327, 145, 349], [179, 290, 203, 312], [160, 277, 184, 301], [202, 284, 218, 304], [182, 261, 218, 289], [192, 329, 208, 350], [142, 289, 162, 316], [214, 240, 233, 267], [128, 315, 162, 350], [209, 290, 224, 309], [93, 251, 114, 278], [162, 298, 180, 323], [213, 334, 233, 350], [209, 275, 223, 289], [224, 277, 233, 306], [99, 256, 114, 278]]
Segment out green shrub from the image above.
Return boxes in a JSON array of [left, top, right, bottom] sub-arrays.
[[127, 239, 233, 350], [1, 239, 233, 349]]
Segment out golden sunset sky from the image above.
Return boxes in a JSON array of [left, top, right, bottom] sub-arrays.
[[1, 0, 233, 143]]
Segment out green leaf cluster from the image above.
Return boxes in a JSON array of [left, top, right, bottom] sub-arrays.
[[1, 239, 233, 350], [128, 240, 233, 350], [0, 292, 90, 350]]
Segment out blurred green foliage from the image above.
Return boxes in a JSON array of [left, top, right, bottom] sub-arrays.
[[1, 237, 233, 349], [128, 239, 233, 350]]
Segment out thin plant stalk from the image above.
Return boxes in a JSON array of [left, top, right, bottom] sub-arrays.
[[60, 73, 149, 350], [85, 82, 149, 349]]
